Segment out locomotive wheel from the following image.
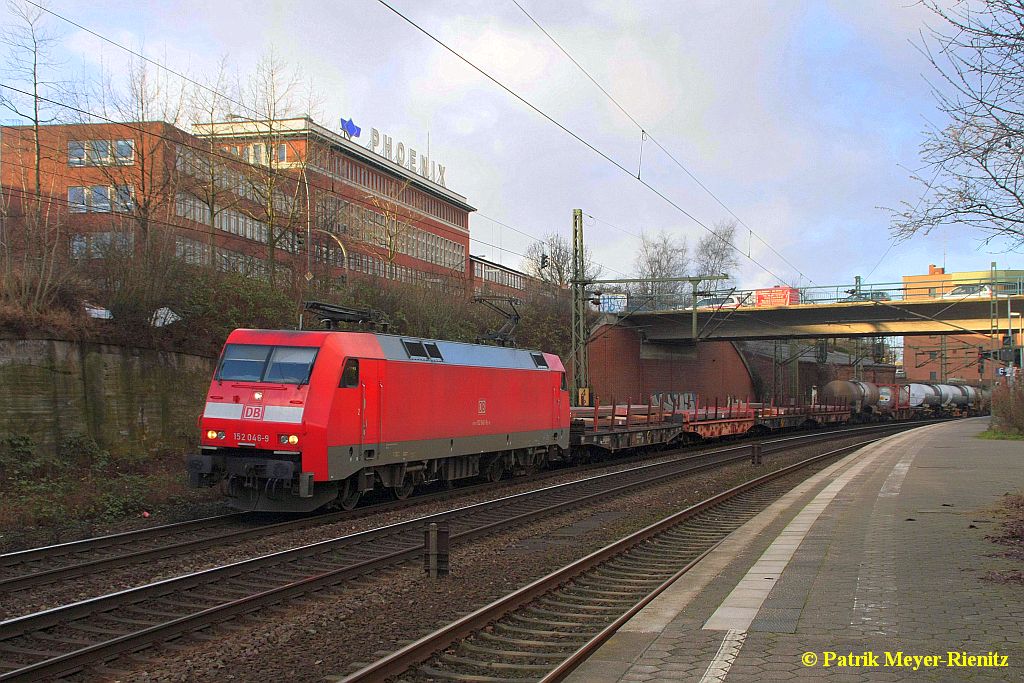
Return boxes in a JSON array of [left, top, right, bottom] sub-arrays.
[[339, 480, 361, 511], [486, 459, 504, 483], [391, 476, 415, 500]]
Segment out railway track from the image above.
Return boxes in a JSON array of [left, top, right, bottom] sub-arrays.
[[0, 423, 913, 681], [0, 421, 912, 597], [341, 441, 863, 683]]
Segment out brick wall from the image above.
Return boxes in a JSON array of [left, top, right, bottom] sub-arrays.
[[587, 324, 756, 404]]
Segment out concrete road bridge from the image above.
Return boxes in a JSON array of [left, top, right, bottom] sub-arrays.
[[617, 297, 1024, 342]]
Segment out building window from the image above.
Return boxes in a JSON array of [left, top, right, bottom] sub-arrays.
[[90, 185, 111, 212], [114, 139, 134, 164], [278, 143, 287, 162], [68, 141, 86, 167], [113, 185, 134, 212], [929, 371, 937, 381], [71, 231, 133, 258], [68, 186, 87, 213], [87, 140, 111, 165], [929, 351, 937, 360], [252, 144, 263, 165]]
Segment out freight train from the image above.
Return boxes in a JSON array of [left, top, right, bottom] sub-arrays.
[[187, 330, 986, 513], [819, 379, 989, 419]]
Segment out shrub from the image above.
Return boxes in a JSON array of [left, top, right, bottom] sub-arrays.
[[991, 382, 1024, 434]]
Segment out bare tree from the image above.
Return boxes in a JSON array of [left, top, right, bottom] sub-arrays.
[[81, 55, 188, 325], [90, 54, 186, 247], [362, 178, 417, 279], [631, 228, 689, 301], [0, 0, 74, 311], [235, 50, 309, 285], [892, 0, 1024, 248], [182, 56, 240, 266], [693, 219, 739, 287], [522, 232, 601, 287]]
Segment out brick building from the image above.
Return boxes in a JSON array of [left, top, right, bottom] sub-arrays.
[[1, 116, 481, 291], [902, 264, 1024, 384]]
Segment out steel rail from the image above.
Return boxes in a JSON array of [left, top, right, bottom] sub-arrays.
[[0, 420, 917, 596], [0, 425, 910, 681], [340, 440, 873, 682]]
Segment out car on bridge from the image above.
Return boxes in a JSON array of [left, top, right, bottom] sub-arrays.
[[942, 283, 994, 299], [840, 291, 891, 303], [689, 294, 749, 310]]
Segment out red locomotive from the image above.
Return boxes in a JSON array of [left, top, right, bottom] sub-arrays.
[[187, 329, 570, 512]]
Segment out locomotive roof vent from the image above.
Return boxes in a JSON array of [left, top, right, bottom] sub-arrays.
[[402, 340, 428, 359], [402, 339, 446, 362]]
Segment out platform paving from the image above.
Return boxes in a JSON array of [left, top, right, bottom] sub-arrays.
[[566, 418, 1024, 682]]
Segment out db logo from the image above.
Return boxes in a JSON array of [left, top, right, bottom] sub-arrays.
[[478, 399, 487, 414], [242, 405, 265, 420]]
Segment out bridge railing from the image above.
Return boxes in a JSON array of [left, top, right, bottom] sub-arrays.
[[616, 275, 1024, 313]]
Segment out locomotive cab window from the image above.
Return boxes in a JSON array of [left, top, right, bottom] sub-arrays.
[[340, 358, 359, 388], [560, 372, 568, 391], [218, 344, 270, 381], [265, 347, 318, 384], [217, 344, 317, 384], [531, 352, 548, 368]]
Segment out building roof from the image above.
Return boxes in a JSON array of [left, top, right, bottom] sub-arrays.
[[192, 117, 476, 213], [470, 254, 530, 277]]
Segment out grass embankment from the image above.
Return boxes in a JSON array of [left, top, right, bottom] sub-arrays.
[[976, 430, 1024, 441], [0, 434, 221, 551]]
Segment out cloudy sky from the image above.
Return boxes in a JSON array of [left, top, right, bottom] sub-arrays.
[[6, 0, 1015, 290]]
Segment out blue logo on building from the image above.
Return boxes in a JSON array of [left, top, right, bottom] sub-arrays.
[[340, 117, 361, 138]]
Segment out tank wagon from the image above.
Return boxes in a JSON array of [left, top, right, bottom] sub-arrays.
[[820, 380, 881, 413], [824, 379, 988, 420], [187, 329, 569, 512]]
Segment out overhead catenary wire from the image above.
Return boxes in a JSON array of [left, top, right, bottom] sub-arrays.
[[23, 0, 792, 287], [373, 0, 795, 288], [509, 0, 816, 287]]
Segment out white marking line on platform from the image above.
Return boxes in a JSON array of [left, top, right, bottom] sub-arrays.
[[851, 438, 923, 633], [698, 629, 746, 683], [878, 449, 917, 497], [703, 428, 920, 633]]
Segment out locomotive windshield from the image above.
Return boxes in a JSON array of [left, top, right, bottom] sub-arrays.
[[217, 344, 318, 384]]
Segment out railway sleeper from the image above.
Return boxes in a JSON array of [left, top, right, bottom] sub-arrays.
[[28, 631, 94, 646], [586, 568, 667, 585], [477, 631, 584, 650], [0, 641, 61, 658], [524, 605, 611, 622], [460, 642, 569, 661], [438, 653, 555, 671], [563, 585, 645, 599], [418, 663, 525, 682], [537, 597, 625, 614], [65, 621, 131, 636], [507, 613, 593, 629], [492, 622, 587, 640]]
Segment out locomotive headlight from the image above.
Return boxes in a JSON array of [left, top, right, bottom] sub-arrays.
[[206, 430, 217, 440], [217, 431, 226, 440], [287, 434, 299, 446], [279, 435, 288, 444]]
